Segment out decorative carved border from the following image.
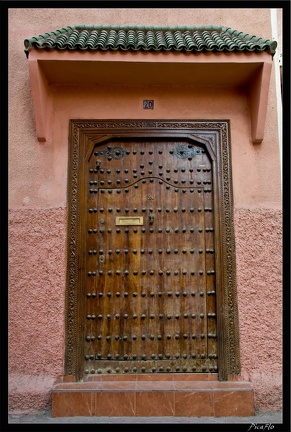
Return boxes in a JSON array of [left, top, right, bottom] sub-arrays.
[[65, 123, 81, 375], [218, 122, 240, 377], [65, 120, 240, 379]]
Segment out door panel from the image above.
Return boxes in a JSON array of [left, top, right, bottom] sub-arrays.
[[84, 139, 217, 374]]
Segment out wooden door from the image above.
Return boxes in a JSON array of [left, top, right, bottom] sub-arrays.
[[83, 138, 217, 375]]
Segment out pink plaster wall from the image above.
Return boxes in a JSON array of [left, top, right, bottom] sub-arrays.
[[8, 8, 282, 413], [9, 208, 66, 411], [235, 208, 282, 411]]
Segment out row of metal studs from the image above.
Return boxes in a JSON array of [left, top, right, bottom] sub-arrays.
[[84, 365, 217, 374]]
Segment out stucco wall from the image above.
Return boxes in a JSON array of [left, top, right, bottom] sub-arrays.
[[235, 208, 282, 411], [8, 8, 282, 413], [8, 208, 67, 412]]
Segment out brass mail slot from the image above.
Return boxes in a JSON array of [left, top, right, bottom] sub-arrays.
[[115, 216, 144, 226]]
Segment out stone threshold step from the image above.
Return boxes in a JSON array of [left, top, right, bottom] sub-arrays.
[[85, 372, 219, 382], [52, 380, 254, 417], [53, 380, 253, 391]]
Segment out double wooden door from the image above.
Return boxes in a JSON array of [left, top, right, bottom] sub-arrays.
[[83, 138, 217, 375]]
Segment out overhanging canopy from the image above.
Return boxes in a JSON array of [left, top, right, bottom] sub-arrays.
[[24, 25, 277, 143]]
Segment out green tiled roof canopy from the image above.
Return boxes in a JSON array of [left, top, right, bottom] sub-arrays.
[[24, 24, 277, 55]]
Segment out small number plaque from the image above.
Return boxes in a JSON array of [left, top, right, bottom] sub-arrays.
[[143, 100, 154, 109]]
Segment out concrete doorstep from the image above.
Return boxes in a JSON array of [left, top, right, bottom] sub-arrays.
[[8, 410, 283, 424]]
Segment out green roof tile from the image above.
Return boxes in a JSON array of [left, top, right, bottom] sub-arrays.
[[24, 24, 277, 56]]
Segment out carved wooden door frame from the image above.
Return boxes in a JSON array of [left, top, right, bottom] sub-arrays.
[[65, 120, 240, 381]]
